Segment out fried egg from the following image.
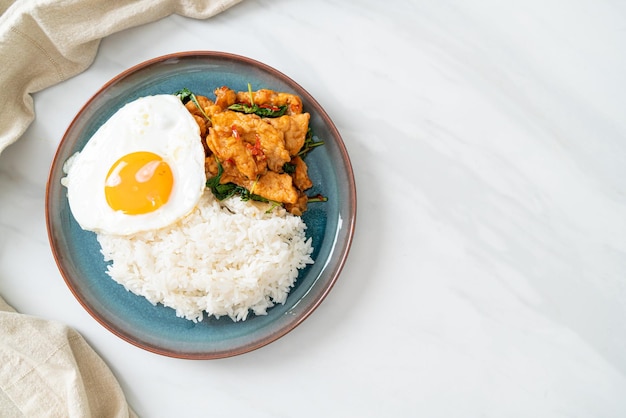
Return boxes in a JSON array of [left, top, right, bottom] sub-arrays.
[[63, 94, 206, 235]]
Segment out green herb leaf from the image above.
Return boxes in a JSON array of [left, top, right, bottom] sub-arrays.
[[298, 128, 324, 158], [174, 88, 211, 123], [206, 159, 273, 203], [247, 83, 255, 105], [227, 83, 287, 118], [228, 103, 288, 118], [174, 87, 194, 104], [282, 162, 296, 174], [307, 194, 328, 203]]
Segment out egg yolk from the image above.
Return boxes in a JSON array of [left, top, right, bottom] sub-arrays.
[[104, 151, 173, 215]]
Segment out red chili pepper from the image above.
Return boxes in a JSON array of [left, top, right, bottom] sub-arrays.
[[259, 104, 281, 112], [246, 135, 265, 158]]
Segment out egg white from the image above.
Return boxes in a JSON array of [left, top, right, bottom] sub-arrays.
[[64, 94, 206, 236]]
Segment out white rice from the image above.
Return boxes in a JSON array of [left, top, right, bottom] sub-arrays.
[[97, 192, 314, 322]]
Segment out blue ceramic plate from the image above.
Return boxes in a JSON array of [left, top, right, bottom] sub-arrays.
[[46, 52, 356, 359]]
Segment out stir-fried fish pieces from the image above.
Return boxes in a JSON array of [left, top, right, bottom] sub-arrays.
[[290, 156, 313, 191], [264, 113, 310, 156], [187, 86, 316, 213], [234, 89, 304, 115], [251, 171, 299, 204], [206, 114, 261, 180]]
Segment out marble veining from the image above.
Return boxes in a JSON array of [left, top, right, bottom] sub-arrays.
[[1, 0, 626, 416]]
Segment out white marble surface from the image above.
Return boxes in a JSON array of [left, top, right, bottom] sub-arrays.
[[2, 0, 626, 416]]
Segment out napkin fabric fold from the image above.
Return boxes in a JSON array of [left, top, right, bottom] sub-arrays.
[[0, 0, 241, 155], [0, 296, 137, 417]]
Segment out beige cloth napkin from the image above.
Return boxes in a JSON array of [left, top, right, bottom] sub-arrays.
[[0, 0, 241, 155], [0, 296, 136, 417]]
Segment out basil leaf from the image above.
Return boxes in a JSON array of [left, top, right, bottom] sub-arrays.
[[228, 103, 288, 118], [206, 159, 271, 203], [298, 128, 324, 158], [282, 162, 296, 174], [174, 88, 211, 122]]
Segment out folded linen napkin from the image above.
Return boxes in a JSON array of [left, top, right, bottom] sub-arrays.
[[0, 0, 241, 155], [0, 295, 137, 417]]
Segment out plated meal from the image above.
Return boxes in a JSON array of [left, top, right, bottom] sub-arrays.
[[46, 52, 356, 358], [62, 85, 323, 322]]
